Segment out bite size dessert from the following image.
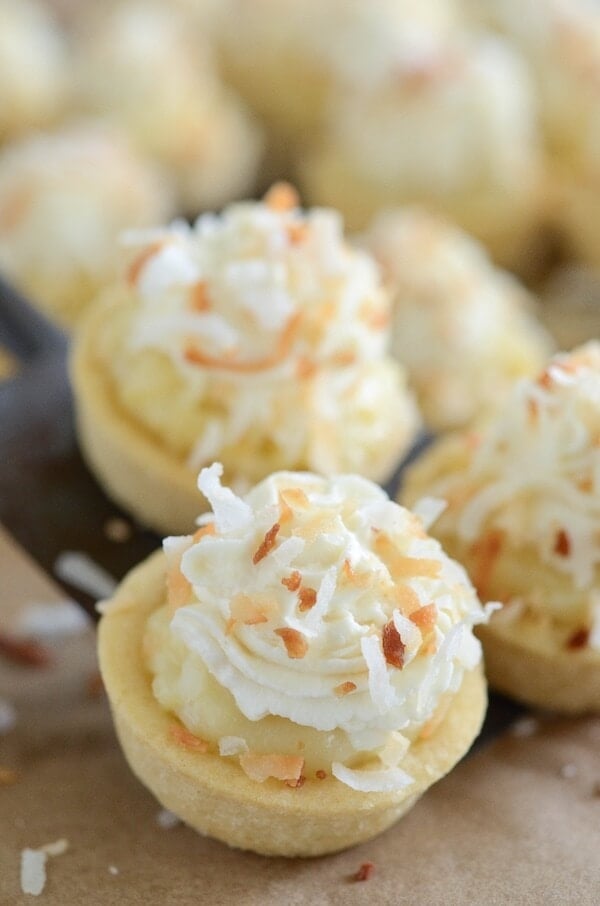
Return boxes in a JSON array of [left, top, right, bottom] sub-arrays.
[[98, 465, 491, 856], [0, 123, 174, 329], [73, 0, 263, 213], [301, 29, 544, 268], [473, 0, 600, 266], [217, 0, 458, 146], [361, 208, 552, 431], [0, 0, 67, 142], [72, 185, 419, 535], [402, 344, 600, 713]]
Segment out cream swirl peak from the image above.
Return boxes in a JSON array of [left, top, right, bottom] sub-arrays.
[[121, 183, 390, 369], [147, 465, 491, 792]]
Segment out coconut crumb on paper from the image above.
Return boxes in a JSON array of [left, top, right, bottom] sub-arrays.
[[108, 865, 119, 876], [20, 839, 69, 896], [155, 809, 181, 829], [12, 601, 90, 640], [54, 551, 117, 600], [559, 763, 578, 779], [353, 861, 375, 882]]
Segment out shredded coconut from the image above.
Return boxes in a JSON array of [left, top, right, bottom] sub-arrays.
[[12, 601, 90, 639], [155, 809, 181, 829], [331, 761, 414, 793], [54, 552, 117, 600], [218, 736, 249, 756], [20, 849, 46, 897]]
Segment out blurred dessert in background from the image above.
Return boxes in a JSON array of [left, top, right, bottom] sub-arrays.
[[361, 208, 553, 431], [72, 0, 264, 214], [0, 122, 174, 329], [0, 0, 68, 142], [300, 26, 544, 270]]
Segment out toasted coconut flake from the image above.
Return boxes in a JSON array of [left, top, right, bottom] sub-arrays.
[[230, 594, 279, 626], [469, 529, 504, 598], [0, 633, 52, 668], [334, 681, 357, 697], [298, 587, 317, 612], [385, 583, 420, 614], [340, 559, 371, 588], [184, 312, 301, 373], [285, 774, 306, 788], [170, 723, 209, 753], [409, 604, 437, 633], [382, 621, 405, 669], [264, 181, 300, 212], [253, 523, 280, 564], [275, 627, 308, 658], [189, 280, 211, 312], [21, 848, 47, 896], [164, 536, 194, 611], [281, 570, 302, 592], [239, 752, 305, 784], [374, 535, 441, 579], [193, 523, 216, 542], [354, 862, 375, 882], [218, 736, 249, 757], [554, 529, 571, 558], [287, 222, 308, 244], [126, 240, 163, 287], [280, 488, 310, 511], [566, 627, 589, 650], [331, 761, 414, 793]]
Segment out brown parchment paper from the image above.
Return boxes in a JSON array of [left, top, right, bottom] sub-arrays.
[[1, 527, 599, 906]]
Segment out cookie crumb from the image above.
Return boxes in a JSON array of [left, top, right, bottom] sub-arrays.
[[510, 716, 539, 738], [104, 517, 132, 543]]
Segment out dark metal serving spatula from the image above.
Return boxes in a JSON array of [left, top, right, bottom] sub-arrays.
[[0, 275, 160, 615]]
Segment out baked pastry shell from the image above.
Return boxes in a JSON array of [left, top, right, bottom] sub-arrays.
[[72, 295, 210, 535], [98, 549, 487, 857]]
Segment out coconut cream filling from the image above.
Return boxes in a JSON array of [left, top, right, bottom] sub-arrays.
[[144, 465, 490, 791]]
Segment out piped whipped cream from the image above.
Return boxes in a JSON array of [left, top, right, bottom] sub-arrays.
[[121, 185, 390, 367], [145, 465, 490, 791], [420, 344, 600, 633], [100, 187, 417, 480]]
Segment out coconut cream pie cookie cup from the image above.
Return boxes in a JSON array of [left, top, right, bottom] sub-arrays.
[[302, 29, 543, 269], [98, 465, 491, 856], [72, 184, 419, 535], [361, 208, 552, 431], [0, 122, 174, 329], [403, 343, 600, 714]]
